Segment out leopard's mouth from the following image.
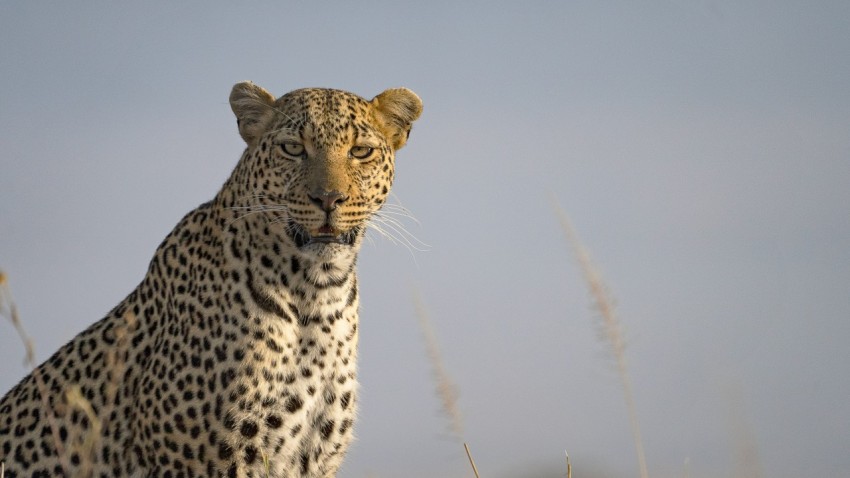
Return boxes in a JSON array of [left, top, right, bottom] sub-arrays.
[[288, 221, 359, 248]]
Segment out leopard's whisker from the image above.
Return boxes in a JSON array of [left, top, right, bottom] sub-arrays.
[[366, 221, 422, 266], [368, 214, 429, 253], [227, 204, 291, 226], [365, 222, 400, 246], [378, 201, 422, 231], [372, 212, 427, 245], [376, 207, 420, 223]]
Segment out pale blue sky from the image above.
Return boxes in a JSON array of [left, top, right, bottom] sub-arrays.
[[1, 2, 849, 477]]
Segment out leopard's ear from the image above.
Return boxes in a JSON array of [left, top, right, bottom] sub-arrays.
[[371, 88, 422, 150], [230, 81, 277, 145]]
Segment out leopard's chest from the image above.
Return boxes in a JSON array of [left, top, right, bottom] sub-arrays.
[[215, 282, 360, 474]]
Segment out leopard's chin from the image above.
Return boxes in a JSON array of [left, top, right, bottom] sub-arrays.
[[287, 221, 359, 248]]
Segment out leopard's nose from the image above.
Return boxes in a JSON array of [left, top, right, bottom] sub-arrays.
[[308, 190, 348, 212]]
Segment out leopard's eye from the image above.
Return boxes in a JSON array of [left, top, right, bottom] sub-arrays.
[[350, 146, 374, 160], [280, 142, 305, 158]]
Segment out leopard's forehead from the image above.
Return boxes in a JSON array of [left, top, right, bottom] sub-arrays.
[[277, 88, 372, 120], [272, 88, 377, 145]]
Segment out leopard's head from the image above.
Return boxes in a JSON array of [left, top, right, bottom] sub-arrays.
[[227, 81, 422, 255]]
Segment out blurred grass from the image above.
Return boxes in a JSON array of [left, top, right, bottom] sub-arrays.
[[553, 200, 650, 478], [413, 290, 464, 443], [0, 270, 72, 475], [0, 270, 136, 478]]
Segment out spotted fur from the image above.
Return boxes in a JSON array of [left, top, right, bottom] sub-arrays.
[[0, 81, 422, 477]]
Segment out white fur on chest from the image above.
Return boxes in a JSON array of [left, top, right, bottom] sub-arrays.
[[221, 270, 359, 476]]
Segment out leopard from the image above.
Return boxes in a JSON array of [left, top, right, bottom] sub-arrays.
[[0, 81, 422, 477]]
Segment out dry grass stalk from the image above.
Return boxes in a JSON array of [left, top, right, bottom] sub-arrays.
[[63, 313, 133, 478], [464, 443, 481, 478], [65, 385, 102, 477], [412, 290, 464, 442], [0, 270, 72, 475], [725, 381, 763, 478], [565, 451, 572, 478], [552, 202, 650, 478], [0, 271, 133, 477]]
